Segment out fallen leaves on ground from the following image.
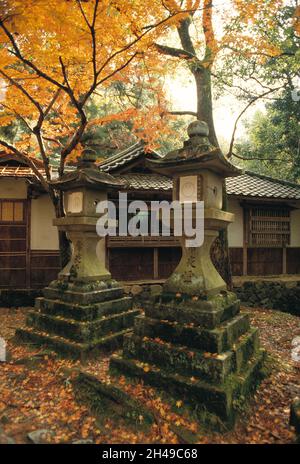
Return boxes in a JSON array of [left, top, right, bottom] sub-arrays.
[[0, 305, 299, 444]]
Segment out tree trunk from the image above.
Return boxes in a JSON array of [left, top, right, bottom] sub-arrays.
[[193, 67, 219, 148], [193, 68, 233, 289], [53, 190, 71, 269]]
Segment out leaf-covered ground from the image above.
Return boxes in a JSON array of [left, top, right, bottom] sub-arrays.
[[0, 306, 299, 444]]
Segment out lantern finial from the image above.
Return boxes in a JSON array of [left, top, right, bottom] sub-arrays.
[[187, 120, 209, 138]]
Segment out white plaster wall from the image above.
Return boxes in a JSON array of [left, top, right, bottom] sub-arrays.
[[0, 178, 27, 199], [290, 208, 300, 247], [31, 195, 59, 250], [227, 198, 243, 247]]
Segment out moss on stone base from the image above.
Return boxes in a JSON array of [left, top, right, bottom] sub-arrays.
[[110, 349, 265, 429]]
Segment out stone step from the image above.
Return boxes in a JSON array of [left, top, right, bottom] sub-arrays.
[[36, 297, 133, 321], [233, 328, 260, 373], [123, 334, 235, 384], [110, 349, 266, 426], [43, 286, 124, 305], [15, 326, 132, 360], [26, 308, 140, 344], [123, 326, 259, 384], [134, 313, 250, 353], [144, 299, 240, 330]]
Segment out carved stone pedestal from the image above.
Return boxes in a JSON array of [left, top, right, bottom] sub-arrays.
[[16, 279, 139, 360]]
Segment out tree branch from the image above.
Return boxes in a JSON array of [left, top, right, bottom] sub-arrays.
[[168, 110, 197, 116], [0, 70, 43, 117], [227, 87, 282, 158], [0, 139, 49, 190], [0, 18, 68, 91], [230, 151, 288, 162], [154, 43, 196, 60]]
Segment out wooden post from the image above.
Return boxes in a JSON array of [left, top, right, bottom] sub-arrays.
[[153, 247, 159, 279], [243, 207, 248, 276], [282, 245, 287, 274]]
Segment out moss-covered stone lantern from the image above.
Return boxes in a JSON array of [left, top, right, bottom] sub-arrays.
[[52, 149, 122, 282], [111, 122, 266, 429], [148, 120, 240, 297], [16, 149, 140, 360]]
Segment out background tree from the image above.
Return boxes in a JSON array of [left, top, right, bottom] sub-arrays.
[[236, 89, 300, 182], [152, 0, 298, 286]]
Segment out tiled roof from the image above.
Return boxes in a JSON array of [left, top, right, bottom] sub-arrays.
[[99, 142, 162, 172], [2, 145, 300, 200], [0, 165, 46, 178], [115, 171, 300, 200], [117, 173, 172, 192], [226, 172, 300, 200]]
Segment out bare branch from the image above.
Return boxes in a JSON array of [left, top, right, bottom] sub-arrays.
[[168, 110, 197, 116], [227, 87, 282, 158], [0, 139, 49, 190], [0, 102, 33, 133], [154, 43, 196, 60], [230, 151, 288, 162], [98, 52, 139, 86]]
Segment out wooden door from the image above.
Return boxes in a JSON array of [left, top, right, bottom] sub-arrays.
[[0, 199, 29, 288]]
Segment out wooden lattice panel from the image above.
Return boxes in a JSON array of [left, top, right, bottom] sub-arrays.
[[247, 206, 290, 247]]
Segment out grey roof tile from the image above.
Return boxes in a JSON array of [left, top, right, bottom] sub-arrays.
[[114, 171, 300, 200], [99, 142, 161, 172]]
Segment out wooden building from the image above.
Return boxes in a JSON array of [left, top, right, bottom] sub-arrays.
[[1, 144, 300, 289]]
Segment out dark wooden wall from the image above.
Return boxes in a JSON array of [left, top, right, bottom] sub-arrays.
[[30, 251, 61, 288]]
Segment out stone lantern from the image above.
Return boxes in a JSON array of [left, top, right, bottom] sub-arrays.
[[111, 122, 265, 428], [52, 149, 122, 283], [148, 119, 240, 298], [16, 149, 140, 360]]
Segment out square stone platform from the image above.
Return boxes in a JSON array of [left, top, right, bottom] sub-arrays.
[[16, 279, 139, 361], [110, 291, 266, 428]]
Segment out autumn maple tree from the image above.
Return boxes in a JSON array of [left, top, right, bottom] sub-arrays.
[[150, 0, 297, 285], [0, 0, 200, 213]]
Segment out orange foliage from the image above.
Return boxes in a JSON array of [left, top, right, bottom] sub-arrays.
[[0, 0, 185, 176], [0, 0, 286, 180]]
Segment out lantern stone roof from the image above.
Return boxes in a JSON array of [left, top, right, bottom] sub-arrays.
[[146, 121, 242, 178], [51, 149, 125, 191], [99, 142, 162, 173]]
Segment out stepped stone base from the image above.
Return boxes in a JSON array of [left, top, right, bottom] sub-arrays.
[[110, 291, 266, 428], [16, 279, 138, 360]]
